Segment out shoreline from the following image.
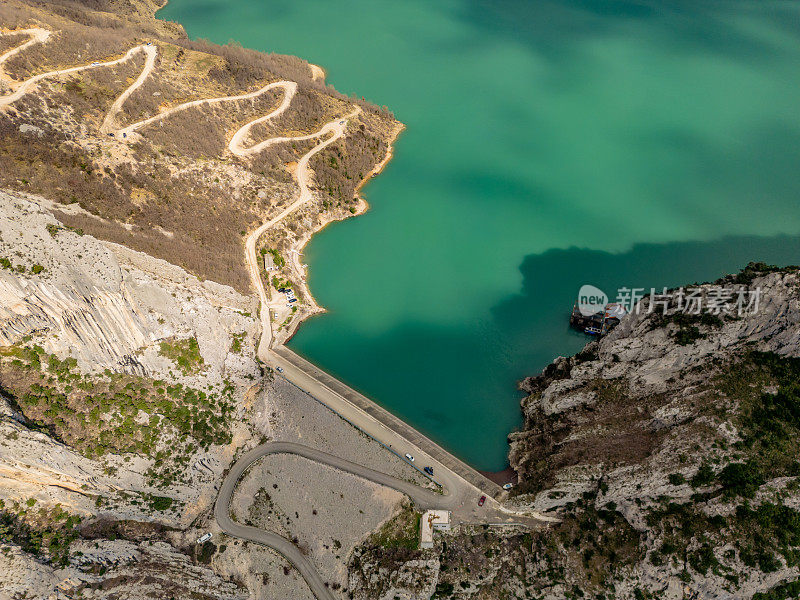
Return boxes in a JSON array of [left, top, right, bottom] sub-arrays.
[[275, 120, 406, 345]]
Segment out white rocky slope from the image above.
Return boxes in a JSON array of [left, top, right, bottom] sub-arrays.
[[0, 189, 260, 375], [0, 539, 247, 600], [509, 269, 800, 514], [0, 189, 264, 519], [0, 189, 267, 598]]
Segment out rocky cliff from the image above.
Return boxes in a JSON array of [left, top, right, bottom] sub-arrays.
[[0, 190, 259, 374], [0, 188, 269, 597]]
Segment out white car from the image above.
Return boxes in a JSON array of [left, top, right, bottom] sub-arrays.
[[404, 453, 414, 462], [502, 483, 514, 490], [276, 366, 284, 373], [196, 533, 212, 544]]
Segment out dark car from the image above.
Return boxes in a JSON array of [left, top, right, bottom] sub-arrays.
[[478, 495, 486, 507], [423, 466, 434, 475]]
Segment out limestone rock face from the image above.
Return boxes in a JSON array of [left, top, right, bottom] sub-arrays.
[[0, 190, 259, 376], [0, 189, 267, 598], [0, 539, 247, 600], [0, 190, 264, 519], [509, 269, 800, 503]]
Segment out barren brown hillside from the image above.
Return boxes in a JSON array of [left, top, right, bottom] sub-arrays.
[[0, 0, 398, 292]]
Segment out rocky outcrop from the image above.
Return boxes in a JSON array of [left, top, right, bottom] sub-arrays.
[[0, 190, 260, 375], [0, 538, 247, 600], [0, 188, 274, 597], [508, 268, 800, 506]]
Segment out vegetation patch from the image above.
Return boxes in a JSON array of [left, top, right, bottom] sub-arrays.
[[0, 344, 234, 488], [754, 578, 800, 600], [367, 503, 421, 551], [0, 500, 81, 566], [719, 351, 800, 488], [230, 332, 245, 354], [717, 261, 798, 286], [158, 336, 204, 375], [642, 351, 800, 579], [262, 248, 285, 269]]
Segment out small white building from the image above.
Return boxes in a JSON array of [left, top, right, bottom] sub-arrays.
[[264, 253, 276, 271], [420, 510, 451, 549]]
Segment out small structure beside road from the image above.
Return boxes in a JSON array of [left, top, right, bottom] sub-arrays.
[[420, 510, 451, 549]]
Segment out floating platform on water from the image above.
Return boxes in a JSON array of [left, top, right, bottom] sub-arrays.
[[569, 302, 627, 336]]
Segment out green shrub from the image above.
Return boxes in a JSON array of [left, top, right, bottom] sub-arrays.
[[754, 578, 800, 600], [266, 248, 285, 268], [668, 473, 686, 486], [147, 495, 173, 511], [158, 337, 204, 375], [718, 462, 764, 498], [691, 463, 715, 488], [674, 326, 704, 346]]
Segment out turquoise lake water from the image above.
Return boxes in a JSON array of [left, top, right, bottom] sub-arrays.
[[159, 0, 800, 470]]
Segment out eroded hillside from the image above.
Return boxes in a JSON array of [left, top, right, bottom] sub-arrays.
[[0, 0, 399, 301]]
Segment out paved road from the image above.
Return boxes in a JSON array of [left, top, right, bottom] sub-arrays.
[[216, 440, 543, 600], [216, 442, 473, 600], [272, 346, 504, 500], [216, 443, 341, 600]]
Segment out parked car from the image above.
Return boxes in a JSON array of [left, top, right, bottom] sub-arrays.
[[196, 533, 212, 544], [502, 483, 514, 490], [404, 453, 414, 462], [423, 466, 434, 475], [478, 495, 486, 507], [289, 298, 297, 303], [276, 366, 284, 373]]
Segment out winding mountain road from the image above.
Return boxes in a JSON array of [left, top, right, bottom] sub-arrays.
[[116, 79, 298, 139], [99, 43, 157, 134], [0, 38, 153, 108], [216, 441, 455, 600], [242, 107, 360, 356], [0, 27, 50, 74], [0, 29, 534, 600]]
